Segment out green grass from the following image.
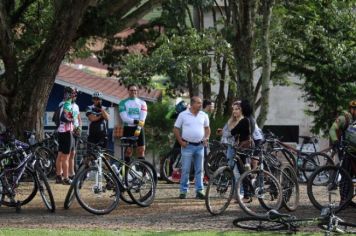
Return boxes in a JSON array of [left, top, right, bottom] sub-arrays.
[[0, 228, 323, 236]]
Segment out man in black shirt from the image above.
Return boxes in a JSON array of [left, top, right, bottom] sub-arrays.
[[86, 91, 109, 148]]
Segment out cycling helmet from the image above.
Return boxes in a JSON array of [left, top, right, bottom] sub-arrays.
[[349, 100, 356, 108], [92, 91, 103, 99], [175, 101, 187, 114]]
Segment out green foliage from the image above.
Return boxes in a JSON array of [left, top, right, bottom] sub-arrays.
[[145, 99, 175, 155], [274, 0, 356, 133], [209, 114, 229, 141], [118, 28, 233, 97]]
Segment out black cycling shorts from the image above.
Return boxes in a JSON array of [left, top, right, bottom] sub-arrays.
[[123, 126, 145, 147], [58, 131, 74, 155]]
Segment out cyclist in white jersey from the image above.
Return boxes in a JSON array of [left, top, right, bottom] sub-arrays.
[[119, 84, 147, 163]]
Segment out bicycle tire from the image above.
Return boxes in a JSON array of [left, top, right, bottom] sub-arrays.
[[204, 150, 227, 178], [307, 165, 353, 213], [302, 152, 334, 181], [237, 169, 283, 218], [125, 160, 156, 207], [136, 159, 158, 184], [279, 164, 299, 211], [205, 166, 235, 215], [233, 216, 289, 231], [63, 165, 86, 209], [35, 167, 55, 212], [160, 149, 181, 184], [1, 167, 38, 207], [75, 166, 120, 215]]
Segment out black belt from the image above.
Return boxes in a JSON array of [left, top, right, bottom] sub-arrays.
[[182, 139, 203, 146]]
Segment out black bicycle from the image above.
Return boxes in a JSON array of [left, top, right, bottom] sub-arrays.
[[0, 140, 55, 212], [63, 138, 156, 215], [233, 204, 356, 235], [307, 140, 355, 213]]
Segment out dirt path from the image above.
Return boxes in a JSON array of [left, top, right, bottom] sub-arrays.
[[0, 181, 355, 231]]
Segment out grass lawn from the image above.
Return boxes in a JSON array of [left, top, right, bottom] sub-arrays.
[[0, 228, 323, 236]]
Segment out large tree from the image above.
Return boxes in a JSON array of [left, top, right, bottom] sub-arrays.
[[274, 0, 356, 133], [0, 0, 161, 136]]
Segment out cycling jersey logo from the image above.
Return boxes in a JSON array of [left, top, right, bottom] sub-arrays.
[[128, 108, 140, 115]]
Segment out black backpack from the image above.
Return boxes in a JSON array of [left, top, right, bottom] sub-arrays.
[[52, 104, 63, 128]]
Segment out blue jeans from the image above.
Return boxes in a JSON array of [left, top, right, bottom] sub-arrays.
[[180, 144, 204, 193]]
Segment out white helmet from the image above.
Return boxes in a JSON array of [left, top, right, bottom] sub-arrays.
[[92, 91, 103, 99]]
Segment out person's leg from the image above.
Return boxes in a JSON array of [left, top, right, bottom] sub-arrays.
[[193, 145, 204, 194], [55, 152, 63, 183], [136, 128, 145, 159], [68, 136, 77, 178], [61, 132, 72, 184], [180, 145, 193, 195]]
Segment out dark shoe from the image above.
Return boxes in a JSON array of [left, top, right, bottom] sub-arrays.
[[196, 191, 205, 199], [179, 192, 187, 199], [55, 175, 62, 184], [62, 178, 72, 185], [69, 175, 75, 180], [242, 196, 252, 203]]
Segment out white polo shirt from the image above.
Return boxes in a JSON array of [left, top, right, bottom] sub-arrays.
[[174, 109, 209, 143]]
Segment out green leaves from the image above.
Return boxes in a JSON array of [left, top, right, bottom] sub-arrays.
[[274, 0, 356, 133]]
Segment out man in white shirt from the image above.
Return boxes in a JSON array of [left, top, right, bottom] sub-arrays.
[[173, 96, 210, 199]]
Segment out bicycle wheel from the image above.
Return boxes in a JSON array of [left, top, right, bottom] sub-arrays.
[[2, 167, 38, 207], [35, 167, 55, 212], [205, 166, 235, 215], [34, 146, 55, 177], [237, 169, 283, 218], [63, 181, 76, 209], [233, 217, 288, 231], [160, 149, 181, 184], [125, 160, 156, 207], [136, 159, 158, 184], [204, 150, 228, 178], [307, 165, 353, 213], [75, 166, 120, 215], [279, 164, 299, 211], [302, 152, 334, 181]]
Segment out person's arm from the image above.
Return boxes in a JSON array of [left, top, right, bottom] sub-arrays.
[[173, 113, 187, 147], [101, 107, 109, 121], [329, 115, 346, 144], [203, 126, 211, 146], [139, 101, 148, 124], [173, 127, 187, 148]]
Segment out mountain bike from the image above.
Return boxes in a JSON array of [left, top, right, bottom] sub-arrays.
[[307, 141, 355, 213], [233, 204, 356, 235], [266, 132, 334, 182], [64, 138, 156, 215], [205, 145, 284, 217], [0, 140, 55, 212]]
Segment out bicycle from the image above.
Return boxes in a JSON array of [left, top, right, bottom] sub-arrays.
[[307, 140, 355, 213], [232, 204, 356, 235], [0, 139, 55, 212], [160, 139, 223, 184], [266, 132, 334, 182], [205, 144, 284, 217], [64, 138, 156, 215]]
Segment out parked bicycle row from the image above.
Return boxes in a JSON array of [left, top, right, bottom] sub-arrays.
[[0, 129, 157, 215]]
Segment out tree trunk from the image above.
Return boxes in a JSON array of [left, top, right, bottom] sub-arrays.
[[215, 57, 227, 116], [0, 1, 90, 137], [202, 59, 212, 99], [256, 0, 274, 127], [231, 0, 257, 103]]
